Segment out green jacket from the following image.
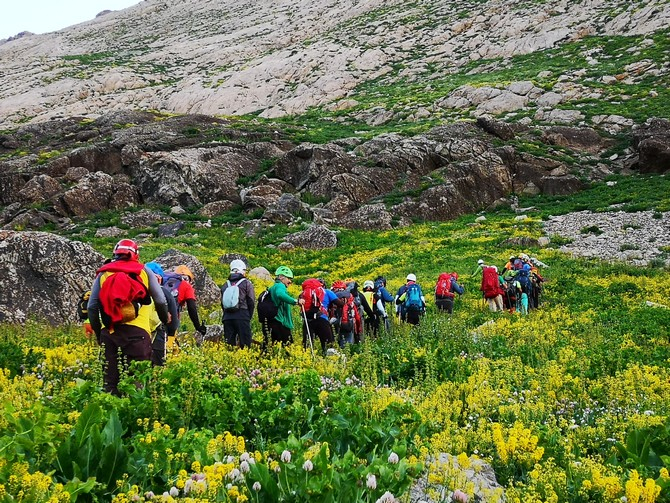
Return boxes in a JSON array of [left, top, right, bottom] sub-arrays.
[[269, 279, 298, 330]]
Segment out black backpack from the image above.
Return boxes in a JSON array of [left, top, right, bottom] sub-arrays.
[[77, 290, 91, 321], [257, 289, 278, 322]]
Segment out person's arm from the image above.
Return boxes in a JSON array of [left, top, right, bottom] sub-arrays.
[[165, 288, 179, 337], [274, 284, 298, 305], [185, 298, 205, 333], [146, 268, 169, 325], [246, 280, 255, 318], [380, 287, 394, 303], [87, 276, 103, 342], [452, 279, 465, 295]]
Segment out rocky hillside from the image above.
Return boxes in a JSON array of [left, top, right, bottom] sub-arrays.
[[1, 0, 669, 234], [0, 0, 668, 128]]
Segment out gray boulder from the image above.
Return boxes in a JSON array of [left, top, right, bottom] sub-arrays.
[[284, 224, 337, 250], [339, 203, 394, 230], [631, 118, 670, 174], [129, 146, 259, 207], [409, 453, 504, 503], [0, 231, 104, 324], [54, 172, 140, 217], [153, 249, 220, 306], [17, 174, 62, 204]]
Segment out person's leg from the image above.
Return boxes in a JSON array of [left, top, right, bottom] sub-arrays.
[[101, 329, 121, 395], [445, 298, 454, 315], [407, 310, 420, 325], [152, 326, 166, 366], [237, 319, 253, 349], [223, 319, 238, 346]]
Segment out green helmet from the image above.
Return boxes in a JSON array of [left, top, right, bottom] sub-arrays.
[[275, 265, 294, 278]]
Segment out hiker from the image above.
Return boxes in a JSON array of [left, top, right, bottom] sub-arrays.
[[481, 265, 504, 312], [516, 264, 534, 314], [76, 290, 94, 338], [395, 274, 426, 325], [300, 278, 340, 353], [164, 265, 207, 343], [504, 255, 516, 271], [221, 259, 255, 349], [268, 266, 304, 345], [434, 272, 465, 315], [87, 239, 169, 395], [362, 280, 387, 338], [331, 280, 361, 347], [471, 259, 485, 278], [373, 276, 395, 332], [145, 261, 179, 366], [345, 280, 374, 343]]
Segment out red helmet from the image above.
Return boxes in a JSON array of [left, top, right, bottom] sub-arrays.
[[451, 272, 459, 280], [113, 239, 139, 261], [331, 280, 347, 290]]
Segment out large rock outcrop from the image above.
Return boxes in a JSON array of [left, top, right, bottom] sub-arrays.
[[0, 231, 104, 324]]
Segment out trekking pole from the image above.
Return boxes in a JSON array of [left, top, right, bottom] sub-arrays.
[[301, 305, 315, 358]]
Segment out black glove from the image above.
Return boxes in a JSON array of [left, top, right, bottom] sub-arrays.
[[197, 324, 207, 335]]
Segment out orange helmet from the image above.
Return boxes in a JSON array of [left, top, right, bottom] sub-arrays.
[[331, 280, 347, 290], [113, 239, 139, 261], [175, 265, 194, 282]]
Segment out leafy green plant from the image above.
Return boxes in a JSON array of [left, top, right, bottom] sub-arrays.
[[55, 403, 129, 499]]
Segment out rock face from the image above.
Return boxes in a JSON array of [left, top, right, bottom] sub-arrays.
[[0, 231, 104, 324], [284, 225, 338, 250], [153, 249, 221, 306]]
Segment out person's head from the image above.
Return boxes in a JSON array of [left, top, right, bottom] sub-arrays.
[[275, 266, 294, 285], [451, 272, 459, 281], [331, 280, 347, 291], [478, 259, 484, 266], [113, 239, 139, 261], [230, 259, 247, 275], [406, 273, 416, 282], [509, 255, 516, 262], [375, 276, 386, 287], [175, 265, 194, 283], [523, 263, 531, 272], [146, 261, 164, 283], [363, 280, 374, 291]]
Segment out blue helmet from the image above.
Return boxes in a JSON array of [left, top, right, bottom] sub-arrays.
[[146, 261, 165, 277]]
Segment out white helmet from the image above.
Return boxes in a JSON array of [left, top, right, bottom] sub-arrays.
[[478, 259, 484, 265], [363, 280, 374, 290], [406, 273, 417, 282], [230, 259, 247, 273]]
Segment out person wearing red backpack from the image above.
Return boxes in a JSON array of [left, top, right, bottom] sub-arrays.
[[87, 239, 169, 396], [480, 265, 505, 312], [435, 272, 465, 315], [300, 278, 340, 353], [330, 280, 360, 347]]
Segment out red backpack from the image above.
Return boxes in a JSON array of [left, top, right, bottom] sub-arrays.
[[435, 273, 454, 298], [339, 295, 360, 332], [300, 278, 326, 320], [481, 266, 502, 299]]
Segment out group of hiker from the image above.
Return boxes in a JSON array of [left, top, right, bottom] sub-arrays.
[[82, 238, 546, 395], [476, 254, 546, 314]]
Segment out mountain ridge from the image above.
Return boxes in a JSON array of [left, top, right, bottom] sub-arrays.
[[1, 0, 668, 129]]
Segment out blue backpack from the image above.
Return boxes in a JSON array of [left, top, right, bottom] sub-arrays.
[[404, 283, 423, 312]]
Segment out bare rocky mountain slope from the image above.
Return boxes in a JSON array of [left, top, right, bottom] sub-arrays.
[[1, 0, 668, 128]]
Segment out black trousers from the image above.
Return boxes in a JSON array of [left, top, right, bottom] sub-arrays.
[[224, 318, 253, 348]]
